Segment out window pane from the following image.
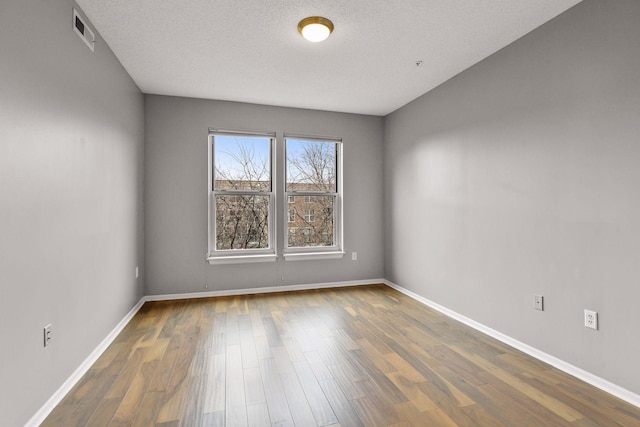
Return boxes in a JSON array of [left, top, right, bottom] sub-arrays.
[[286, 139, 336, 192], [215, 194, 270, 250], [287, 195, 334, 247], [214, 135, 271, 191]]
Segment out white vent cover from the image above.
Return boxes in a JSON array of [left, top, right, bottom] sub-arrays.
[[73, 8, 95, 52]]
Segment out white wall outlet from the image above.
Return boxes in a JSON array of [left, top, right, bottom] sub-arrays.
[[584, 309, 598, 330], [135, 266, 139, 278], [43, 324, 52, 347], [534, 295, 544, 311], [352, 252, 357, 261]]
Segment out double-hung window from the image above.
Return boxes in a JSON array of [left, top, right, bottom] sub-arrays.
[[284, 135, 343, 259], [207, 131, 342, 263], [208, 130, 276, 264]]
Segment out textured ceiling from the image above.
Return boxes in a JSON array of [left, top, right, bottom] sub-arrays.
[[75, 0, 582, 116]]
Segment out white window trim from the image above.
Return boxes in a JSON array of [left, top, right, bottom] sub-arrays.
[[284, 251, 345, 261], [283, 135, 343, 258], [207, 130, 277, 263], [207, 131, 343, 264], [208, 253, 277, 265]]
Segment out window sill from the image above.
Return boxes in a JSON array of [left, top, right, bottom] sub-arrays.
[[207, 254, 277, 265], [284, 251, 345, 262]]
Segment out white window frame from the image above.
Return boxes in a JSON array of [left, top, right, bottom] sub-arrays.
[[283, 134, 344, 261], [207, 129, 277, 264]]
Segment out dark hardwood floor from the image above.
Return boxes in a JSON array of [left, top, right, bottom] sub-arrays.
[[42, 284, 640, 426]]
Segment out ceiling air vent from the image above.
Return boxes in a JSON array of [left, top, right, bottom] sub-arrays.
[[73, 8, 95, 52]]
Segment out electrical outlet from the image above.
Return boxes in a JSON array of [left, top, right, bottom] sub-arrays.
[[352, 252, 357, 261], [44, 324, 52, 347], [135, 266, 139, 278], [584, 309, 598, 330], [534, 295, 544, 311]]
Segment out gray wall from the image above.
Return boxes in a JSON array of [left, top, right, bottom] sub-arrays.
[[145, 96, 384, 295], [0, 1, 144, 425], [384, 0, 640, 395]]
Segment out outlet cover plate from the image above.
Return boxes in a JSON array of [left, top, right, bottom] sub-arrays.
[[534, 295, 544, 311], [584, 309, 598, 330], [44, 324, 52, 347]]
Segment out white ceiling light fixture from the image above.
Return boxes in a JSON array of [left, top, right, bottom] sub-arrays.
[[298, 16, 334, 42]]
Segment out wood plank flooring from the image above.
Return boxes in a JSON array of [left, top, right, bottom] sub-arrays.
[[42, 284, 640, 426]]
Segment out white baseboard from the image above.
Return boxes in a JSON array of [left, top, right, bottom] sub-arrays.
[[24, 297, 146, 427], [143, 278, 384, 302], [30, 277, 638, 427], [383, 279, 640, 409]]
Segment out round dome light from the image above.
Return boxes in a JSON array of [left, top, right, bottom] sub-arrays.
[[298, 16, 334, 42]]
